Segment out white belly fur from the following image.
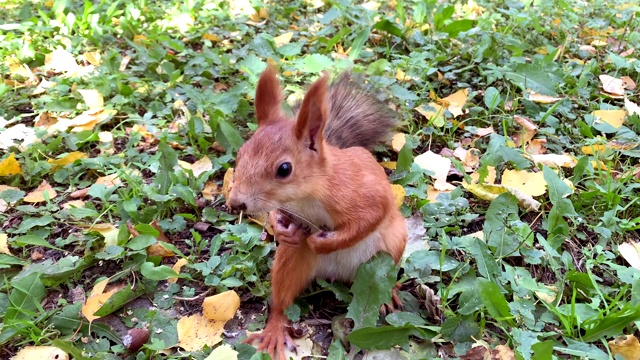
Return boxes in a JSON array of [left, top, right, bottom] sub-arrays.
[[313, 231, 382, 282]]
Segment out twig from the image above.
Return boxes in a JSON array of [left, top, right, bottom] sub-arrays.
[[174, 288, 212, 301]]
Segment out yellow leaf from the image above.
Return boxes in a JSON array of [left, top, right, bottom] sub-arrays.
[[609, 335, 640, 360], [467, 165, 497, 185], [203, 33, 221, 42], [82, 278, 123, 323], [189, 156, 213, 178], [462, 182, 541, 211], [274, 32, 294, 47], [168, 258, 189, 284], [618, 242, 640, 270], [222, 168, 235, 200], [476, 126, 495, 137], [414, 151, 455, 191], [426, 184, 451, 203], [534, 285, 558, 304], [592, 109, 627, 129], [380, 161, 397, 170], [581, 144, 607, 155], [415, 103, 445, 126], [24, 180, 57, 203], [77, 89, 104, 110], [12, 346, 68, 360], [390, 184, 405, 208], [177, 314, 226, 351], [85, 223, 119, 246], [0, 233, 10, 255], [391, 133, 406, 152], [530, 154, 577, 168], [203, 290, 241, 321], [204, 344, 239, 360], [527, 91, 562, 104], [441, 89, 468, 117], [62, 200, 86, 209], [599, 75, 626, 96], [202, 181, 219, 200], [0, 153, 22, 176], [591, 39, 608, 47], [133, 35, 147, 44], [501, 169, 547, 197], [83, 51, 102, 66], [48, 152, 87, 170], [625, 98, 640, 116]]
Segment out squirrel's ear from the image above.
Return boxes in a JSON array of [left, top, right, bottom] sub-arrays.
[[295, 73, 329, 152], [254, 64, 283, 127]]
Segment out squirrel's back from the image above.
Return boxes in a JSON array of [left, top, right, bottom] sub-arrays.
[[292, 73, 397, 150]]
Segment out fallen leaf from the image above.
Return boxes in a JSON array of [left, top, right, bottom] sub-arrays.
[[222, 168, 235, 200], [527, 91, 562, 104], [203, 33, 221, 42], [476, 126, 495, 137], [82, 278, 123, 323], [380, 161, 397, 170], [415, 103, 445, 127], [391, 133, 406, 152], [592, 109, 627, 129], [177, 314, 226, 351], [528, 138, 547, 154], [202, 181, 219, 200], [34, 112, 58, 128], [203, 290, 241, 321], [45, 49, 81, 76], [534, 285, 558, 304], [426, 184, 451, 203], [24, 181, 57, 202], [625, 98, 640, 116], [85, 223, 119, 246], [0, 123, 38, 150], [591, 39, 608, 47], [48, 152, 87, 170], [147, 243, 175, 257], [12, 346, 69, 360], [492, 344, 516, 360], [274, 32, 294, 47], [609, 335, 640, 360], [619, 242, 640, 270], [83, 51, 102, 66], [621, 76, 637, 91], [414, 151, 456, 191], [501, 169, 547, 197], [441, 89, 468, 117], [467, 166, 497, 185], [453, 147, 480, 172], [0, 153, 22, 176], [168, 258, 189, 284], [204, 344, 239, 360], [77, 89, 104, 110], [62, 200, 86, 209], [512, 115, 538, 146], [579, 44, 598, 54], [189, 156, 213, 178], [462, 182, 541, 211], [390, 184, 405, 208], [599, 75, 626, 96], [0, 233, 10, 255]]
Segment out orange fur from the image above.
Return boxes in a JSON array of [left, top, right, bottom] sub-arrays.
[[227, 65, 408, 360]]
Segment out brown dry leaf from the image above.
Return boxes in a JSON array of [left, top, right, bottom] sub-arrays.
[[168, 258, 189, 284], [618, 242, 640, 270], [501, 169, 547, 197], [625, 98, 640, 117], [391, 133, 407, 152], [96, 173, 122, 187], [592, 109, 627, 129], [579, 44, 598, 54], [12, 346, 69, 360], [0, 233, 10, 255], [48, 152, 87, 170], [441, 89, 468, 117], [415, 103, 445, 127], [147, 243, 174, 257], [77, 89, 104, 110], [203, 290, 241, 321], [34, 112, 58, 128], [82, 278, 123, 323], [490, 344, 516, 360], [621, 76, 637, 91], [476, 126, 495, 137], [274, 32, 294, 47], [527, 91, 562, 104], [530, 154, 577, 168], [222, 168, 235, 200], [453, 147, 480, 172], [609, 335, 640, 360], [62, 200, 86, 209], [24, 181, 57, 202], [414, 151, 456, 191], [512, 115, 538, 146], [528, 138, 547, 154], [202, 181, 219, 200], [45, 49, 81, 76], [0, 153, 22, 176], [390, 184, 405, 208], [177, 314, 226, 351], [599, 75, 626, 96]]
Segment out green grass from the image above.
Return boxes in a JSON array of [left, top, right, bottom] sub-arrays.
[[1, 0, 640, 359]]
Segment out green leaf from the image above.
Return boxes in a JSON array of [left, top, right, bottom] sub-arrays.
[[327, 339, 347, 360], [126, 234, 157, 251], [477, 278, 515, 326], [49, 303, 121, 342], [385, 312, 427, 327], [373, 19, 404, 38], [542, 166, 573, 202], [348, 26, 372, 61], [441, 19, 474, 37], [346, 252, 397, 330], [346, 325, 425, 350], [0, 189, 25, 202], [484, 87, 500, 110], [11, 234, 63, 251], [484, 192, 520, 256], [302, 54, 333, 73], [504, 64, 558, 96], [582, 303, 640, 342], [140, 262, 178, 281], [468, 240, 501, 282], [93, 285, 146, 317]]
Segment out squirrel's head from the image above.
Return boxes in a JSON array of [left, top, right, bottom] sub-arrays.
[[226, 65, 330, 215]]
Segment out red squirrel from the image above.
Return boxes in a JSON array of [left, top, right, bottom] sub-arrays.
[[226, 65, 408, 360]]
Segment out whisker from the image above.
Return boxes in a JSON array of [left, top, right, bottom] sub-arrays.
[[255, 195, 322, 232]]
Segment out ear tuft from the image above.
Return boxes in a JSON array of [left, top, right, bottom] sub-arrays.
[[295, 73, 330, 152], [254, 64, 283, 127]]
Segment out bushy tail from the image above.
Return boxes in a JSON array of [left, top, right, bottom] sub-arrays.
[[294, 73, 398, 150]]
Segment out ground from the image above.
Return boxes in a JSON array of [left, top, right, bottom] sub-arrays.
[[1, 0, 640, 359]]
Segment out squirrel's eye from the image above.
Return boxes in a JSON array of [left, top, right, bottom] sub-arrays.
[[276, 162, 292, 178]]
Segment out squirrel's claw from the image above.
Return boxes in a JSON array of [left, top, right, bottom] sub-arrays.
[[244, 326, 296, 360]]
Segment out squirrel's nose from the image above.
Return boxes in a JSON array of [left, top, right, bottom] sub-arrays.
[[226, 195, 247, 212], [232, 202, 247, 212]]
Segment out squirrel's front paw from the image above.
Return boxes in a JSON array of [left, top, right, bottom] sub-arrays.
[[307, 231, 334, 254], [269, 212, 306, 247]]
